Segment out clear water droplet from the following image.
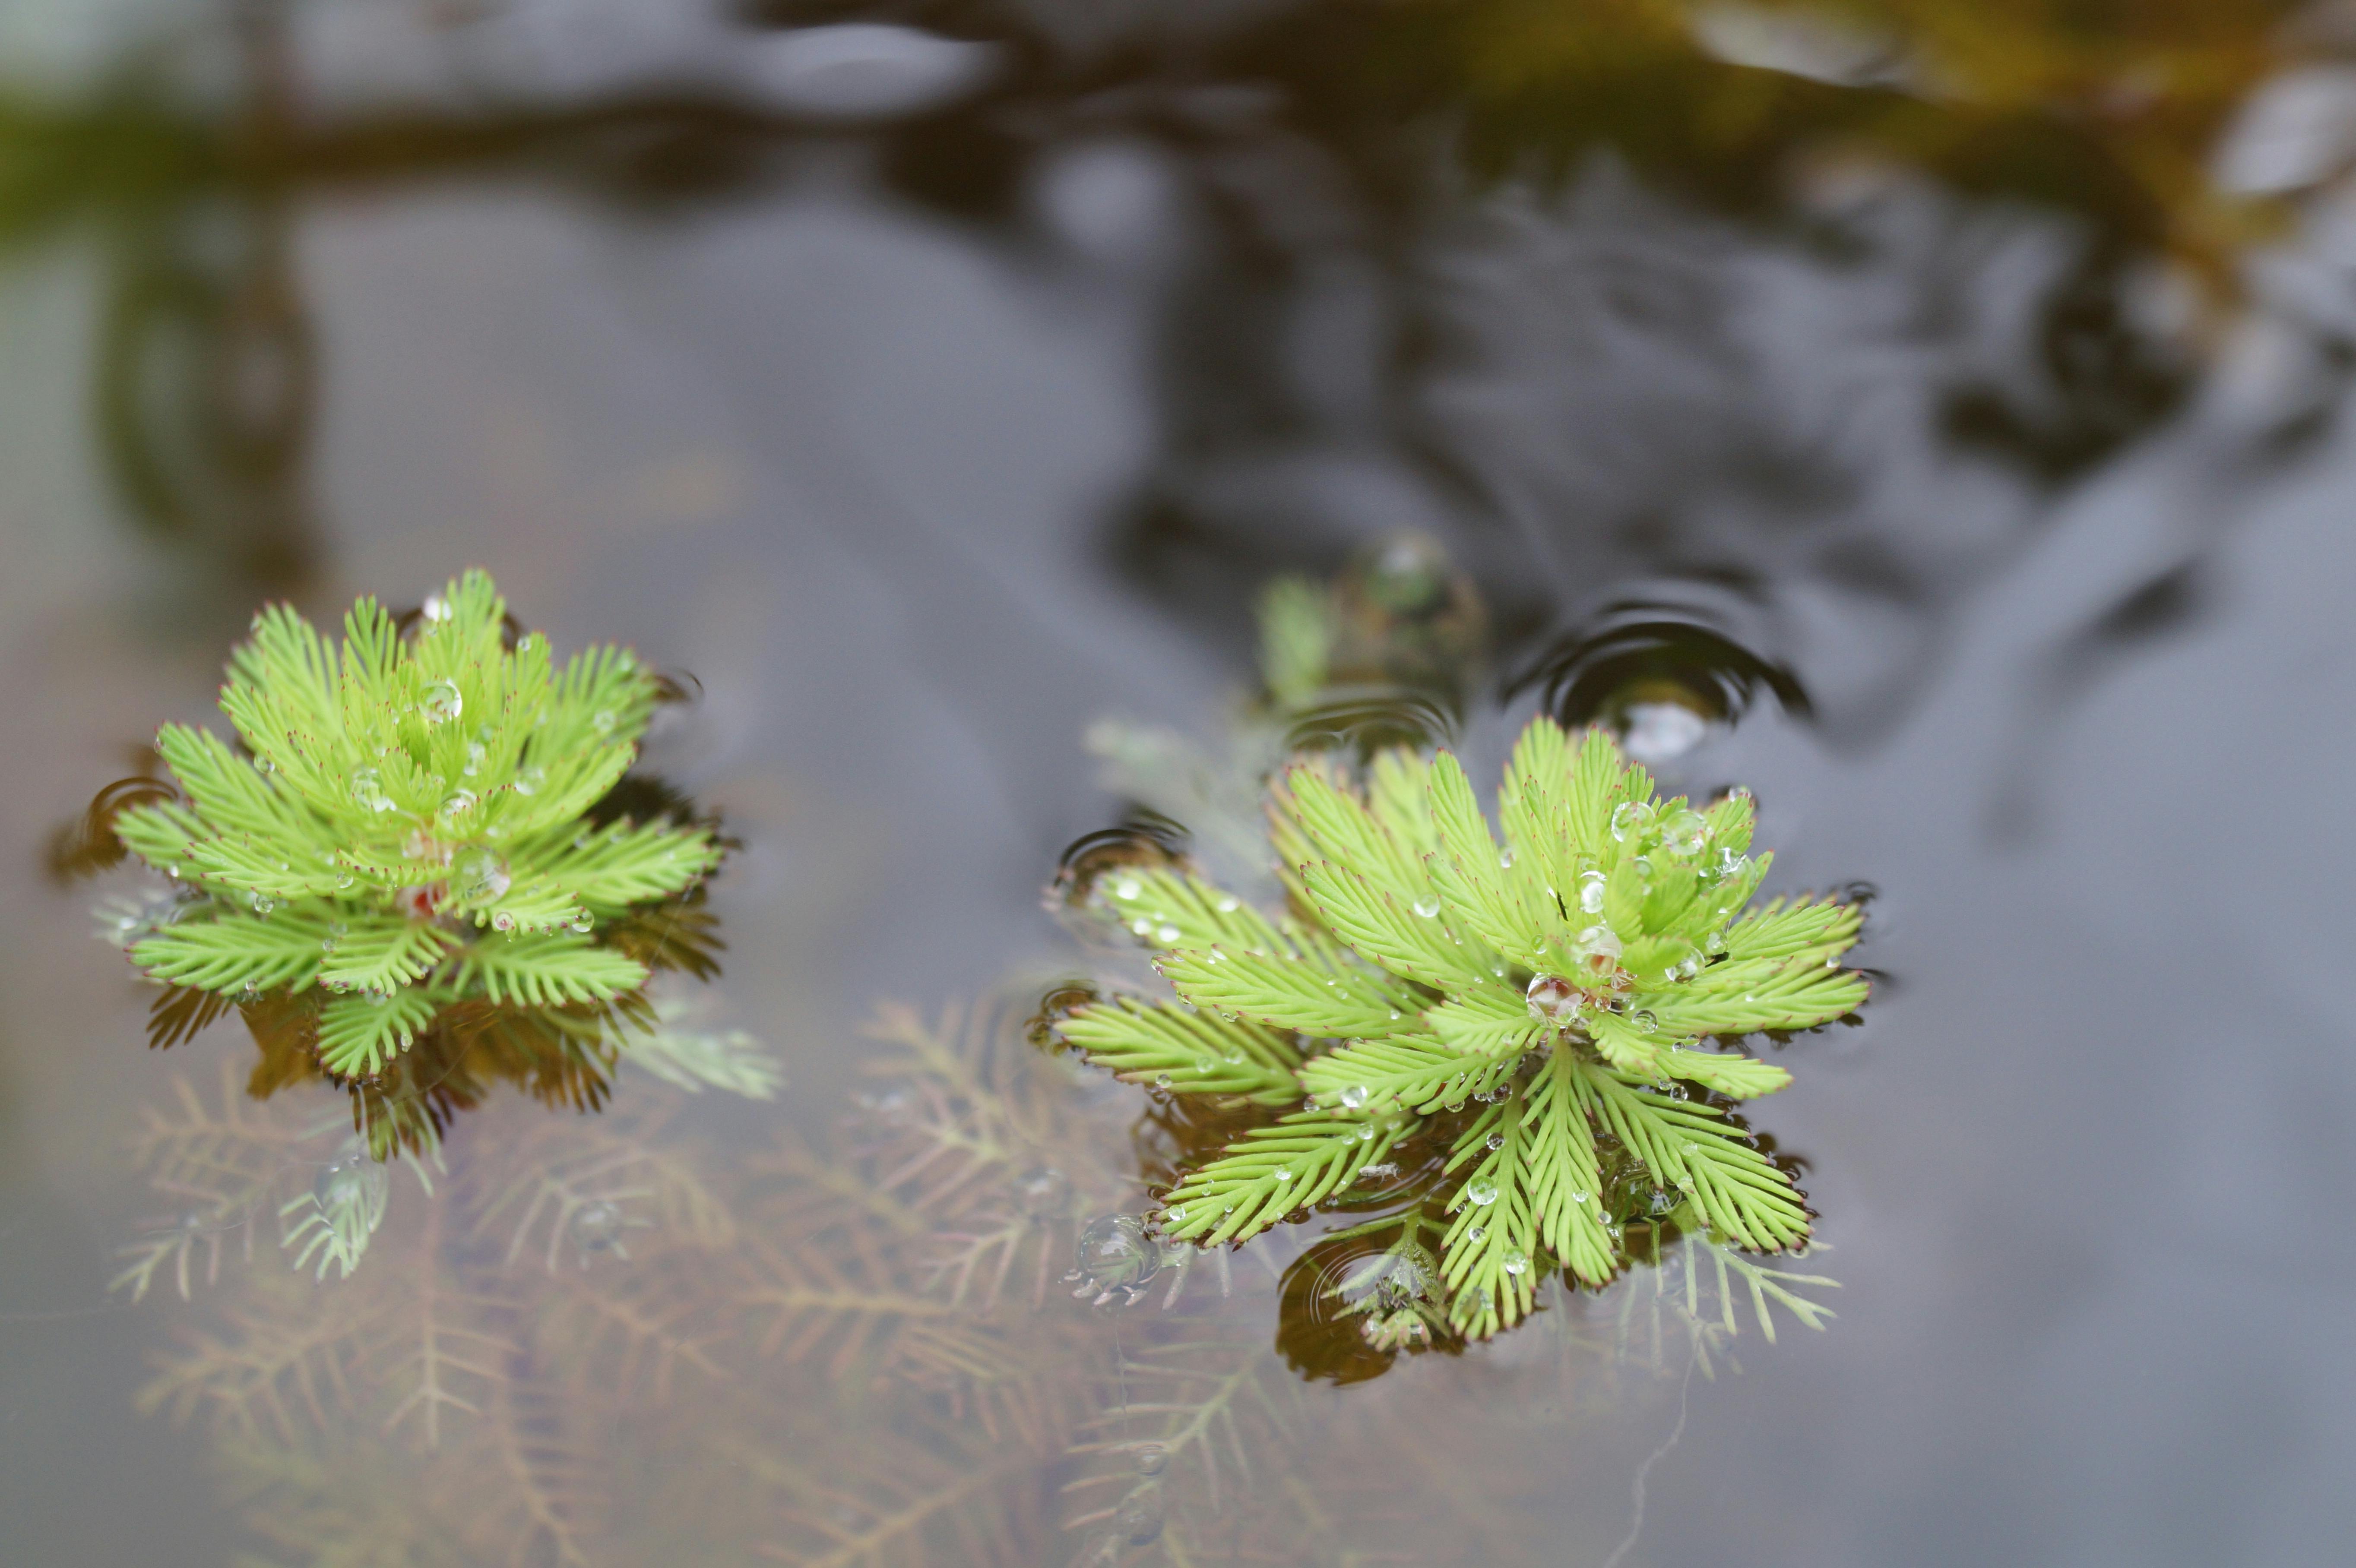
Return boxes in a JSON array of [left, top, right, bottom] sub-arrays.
[[459, 853, 510, 902], [439, 788, 478, 819], [591, 710, 617, 736], [1340, 1084, 1369, 1110], [1572, 925, 1623, 979], [1579, 870, 1607, 913], [513, 765, 545, 797], [1498, 847, 1517, 869], [350, 768, 393, 813], [418, 679, 462, 725], [1468, 1226, 1485, 1243], [1571, 1190, 1590, 1204], [491, 912, 516, 933], [1466, 1180, 1498, 1207], [1610, 801, 1652, 842], [1502, 1249, 1529, 1277], [1486, 1133, 1504, 1151], [1156, 924, 1181, 943], [1215, 896, 1239, 913], [1412, 895, 1441, 918], [1660, 809, 1709, 858], [1073, 1215, 1162, 1292], [1526, 974, 1581, 1026], [1113, 878, 1142, 901]]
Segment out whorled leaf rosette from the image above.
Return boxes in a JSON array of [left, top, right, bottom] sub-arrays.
[[1056, 718, 1865, 1337]]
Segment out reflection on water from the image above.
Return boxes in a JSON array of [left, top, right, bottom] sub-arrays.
[[13, 0, 2356, 1564]]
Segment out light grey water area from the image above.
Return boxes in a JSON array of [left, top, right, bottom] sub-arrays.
[[3, 3, 2356, 1565]]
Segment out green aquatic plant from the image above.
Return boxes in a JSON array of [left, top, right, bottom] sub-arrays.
[[1058, 716, 1867, 1337], [112, 567, 718, 1078], [69, 569, 742, 1157]]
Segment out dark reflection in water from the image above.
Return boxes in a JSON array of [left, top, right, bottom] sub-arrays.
[[11, 1, 2356, 1565]]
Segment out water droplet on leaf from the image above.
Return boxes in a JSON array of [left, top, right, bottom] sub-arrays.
[[418, 680, 462, 725]]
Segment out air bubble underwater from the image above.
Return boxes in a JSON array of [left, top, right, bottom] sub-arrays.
[[1066, 1215, 1163, 1306], [569, 1199, 627, 1258]]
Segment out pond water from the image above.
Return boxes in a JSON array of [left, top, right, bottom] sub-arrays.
[[5, 3, 2356, 1565]]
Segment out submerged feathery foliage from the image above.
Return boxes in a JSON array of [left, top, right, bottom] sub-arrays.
[[1058, 716, 1867, 1337], [104, 569, 721, 1092]]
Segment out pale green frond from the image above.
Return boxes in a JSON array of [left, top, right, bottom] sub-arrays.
[[1096, 868, 1298, 956], [154, 725, 332, 860], [1702, 788, 1756, 856], [1425, 751, 1552, 958], [1723, 895, 1864, 963], [133, 910, 331, 993], [1574, 1062, 1811, 1252], [1661, 1046, 1792, 1100], [469, 875, 584, 936], [112, 801, 203, 874], [542, 820, 717, 912], [454, 933, 647, 1008], [336, 595, 403, 714], [317, 917, 453, 995], [1057, 998, 1300, 1103], [1365, 748, 1441, 859], [227, 602, 342, 738], [1276, 766, 1434, 909], [1438, 1100, 1542, 1336], [1297, 856, 1495, 990], [1645, 957, 1868, 1036], [1157, 948, 1410, 1037], [515, 732, 641, 836], [1496, 717, 1582, 902], [1159, 1113, 1399, 1245], [1298, 1034, 1520, 1116], [1423, 985, 1547, 1056], [1584, 1010, 1672, 1079], [1060, 989, 1300, 1097], [1561, 726, 1628, 858], [180, 832, 341, 900], [317, 988, 441, 1077], [1520, 1050, 1616, 1283], [542, 644, 657, 762]]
